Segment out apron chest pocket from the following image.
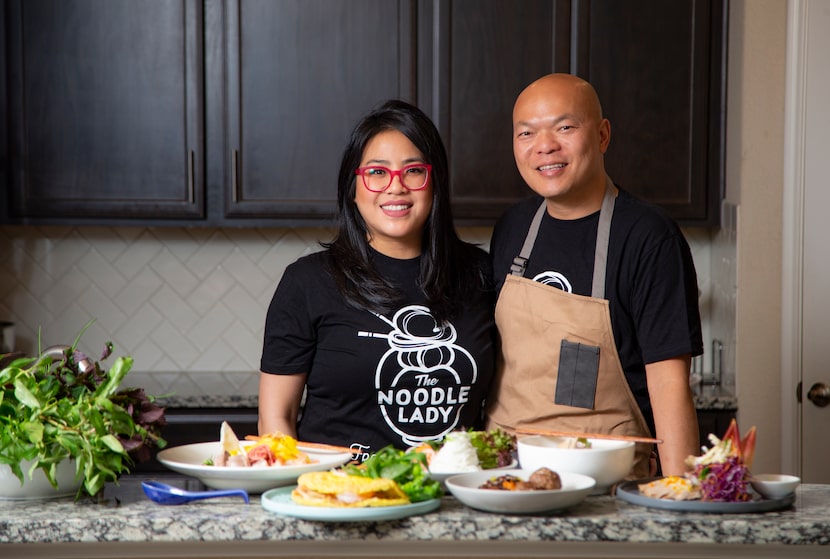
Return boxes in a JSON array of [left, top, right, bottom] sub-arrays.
[[554, 340, 600, 409]]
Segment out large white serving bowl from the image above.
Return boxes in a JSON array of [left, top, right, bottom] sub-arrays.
[[0, 459, 81, 500], [517, 435, 634, 494], [157, 441, 352, 493], [445, 468, 596, 514]]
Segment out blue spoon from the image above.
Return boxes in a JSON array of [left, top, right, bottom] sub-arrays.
[[141, 480, 250, 505]]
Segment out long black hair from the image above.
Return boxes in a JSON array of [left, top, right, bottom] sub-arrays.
[[324, 99, 489, 323]]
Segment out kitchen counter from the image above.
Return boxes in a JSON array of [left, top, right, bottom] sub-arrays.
[[1, 475, 827, 559]]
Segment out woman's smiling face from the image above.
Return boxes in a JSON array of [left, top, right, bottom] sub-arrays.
[[354, 129, 433, 259]]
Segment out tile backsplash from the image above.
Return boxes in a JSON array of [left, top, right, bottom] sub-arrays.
[[1, 221, 731, 400]]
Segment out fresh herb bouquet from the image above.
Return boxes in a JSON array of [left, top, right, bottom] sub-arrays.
[[0, 329, 166, 499]]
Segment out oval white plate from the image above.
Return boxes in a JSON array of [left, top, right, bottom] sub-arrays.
[[445, 468, 596, 514], [261, 486, 440, 521], [156, 441, 352, 493]]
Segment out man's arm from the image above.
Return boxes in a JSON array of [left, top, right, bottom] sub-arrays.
[[645, 355, 699, 476]]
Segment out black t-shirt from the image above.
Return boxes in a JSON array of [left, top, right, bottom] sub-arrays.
[[260, 248, 496, 461], [489, 188, 703, 434]]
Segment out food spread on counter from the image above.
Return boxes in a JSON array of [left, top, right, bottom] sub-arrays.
[[479, 467, 563, 491], [291, 470, 410, 507], [422, 431, 481, 473], [341, 445, 444, 503], [639, 419, 757, 502], [412, 428, 517, 472], [207, 421, 315, 467]]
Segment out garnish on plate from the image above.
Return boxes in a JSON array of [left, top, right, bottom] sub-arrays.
[[639, 418, 757, 502], [342, 445, 443, 503], [413, 428, 517, 471], [207, 421, 314, 467]]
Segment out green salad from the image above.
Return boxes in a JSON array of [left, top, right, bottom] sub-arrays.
[[342, 446, 443, 502]]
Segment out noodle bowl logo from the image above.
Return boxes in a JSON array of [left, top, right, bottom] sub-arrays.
[[359, 305, 477, 447]]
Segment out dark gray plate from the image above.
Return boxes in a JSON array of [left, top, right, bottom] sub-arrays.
[[616, 478, 795, 513]]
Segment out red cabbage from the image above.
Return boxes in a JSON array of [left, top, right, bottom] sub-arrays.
[[695, 456, 751, 502]]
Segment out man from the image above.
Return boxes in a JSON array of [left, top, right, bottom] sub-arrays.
[[486, 73, 702, 477]]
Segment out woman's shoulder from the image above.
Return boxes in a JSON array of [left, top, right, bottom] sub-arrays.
[[281, 249, 336, 284]]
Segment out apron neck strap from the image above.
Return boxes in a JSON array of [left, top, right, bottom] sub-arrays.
[[510, 176, 617, 299]]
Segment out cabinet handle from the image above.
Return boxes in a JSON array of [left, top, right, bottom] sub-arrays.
[[188, 150, 195, 204], [232, 149, 239, 203]]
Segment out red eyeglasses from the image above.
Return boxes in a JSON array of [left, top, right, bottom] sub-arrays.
[[354, 163, 432, 192]]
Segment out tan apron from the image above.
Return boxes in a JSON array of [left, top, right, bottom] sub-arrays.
[[487, 178, 652, 479]]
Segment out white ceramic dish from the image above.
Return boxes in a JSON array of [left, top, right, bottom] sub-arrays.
[[444, 468, 596, 514], [156, 442, 352, 493], [0, 459, 81, 500], [750, 474, 801, 500], [261, 486, 440, 521], [517, 435, 634, 494], [428, 459, 518, 484]]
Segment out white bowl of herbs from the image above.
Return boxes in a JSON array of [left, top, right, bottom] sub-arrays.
[[0, 325, 166, 500]]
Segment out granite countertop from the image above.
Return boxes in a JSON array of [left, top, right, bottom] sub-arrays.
[[1, 474, 827, 558]]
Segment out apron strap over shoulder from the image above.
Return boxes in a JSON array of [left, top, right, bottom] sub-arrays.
[[509, 176, 618, 298], [510, 202, 547, 276], [591, 177, 617, 299]]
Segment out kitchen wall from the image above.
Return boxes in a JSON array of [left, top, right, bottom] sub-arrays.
[[1, 222, 728, 400]]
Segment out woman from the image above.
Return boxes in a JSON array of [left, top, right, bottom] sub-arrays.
[[258, 100, 495, 461]]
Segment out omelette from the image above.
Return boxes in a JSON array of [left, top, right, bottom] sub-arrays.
[[291, 471, 410, 507]]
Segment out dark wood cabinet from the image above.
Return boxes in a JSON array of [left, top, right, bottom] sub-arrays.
[[572, 0, 726, 225], [418, 0, 571, 223], [2, 0, 726, 227], [4, 0, 204, 221], [218, 0, 417, 221]]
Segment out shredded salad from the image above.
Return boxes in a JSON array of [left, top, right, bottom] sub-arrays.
[[683, 419, 756, 502]]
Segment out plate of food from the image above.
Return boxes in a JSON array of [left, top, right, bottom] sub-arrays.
[[615, 478, 795, 513], [261, 483, 440, 522], [616, 419, 795, 513], [156, 422, 353, 493], [444, 467, 596, 514], [410, 429, 518, 483], [261, 446, 443, 521]]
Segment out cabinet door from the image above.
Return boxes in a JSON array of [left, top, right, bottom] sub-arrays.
[[222, 0, 417, 221], [5, 0, 203, 220], [420, 0, 571, 223], [572, 0, 726, 225]]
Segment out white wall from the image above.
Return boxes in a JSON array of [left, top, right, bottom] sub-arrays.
[[728, 0, 788, 474]]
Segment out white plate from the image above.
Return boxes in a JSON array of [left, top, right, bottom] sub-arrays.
[[427, 459, 518, 483], [261, 486, 441, 521], [445, 468, 596, 514], [156, 442, 352, 493]]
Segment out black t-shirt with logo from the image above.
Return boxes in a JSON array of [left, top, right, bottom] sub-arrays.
[[489, 188, 703, 435], [260, 248, 496, 461]]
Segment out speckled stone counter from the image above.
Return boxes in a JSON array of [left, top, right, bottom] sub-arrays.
[[693, 385, 738, 410], [1, 475, 827, 559]]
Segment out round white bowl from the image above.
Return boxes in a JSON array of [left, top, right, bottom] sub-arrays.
[[750, 474, 800, 500], [0, 459, 81, 500], [517, 435, 634, 494], [445, 468, 596, 514]]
